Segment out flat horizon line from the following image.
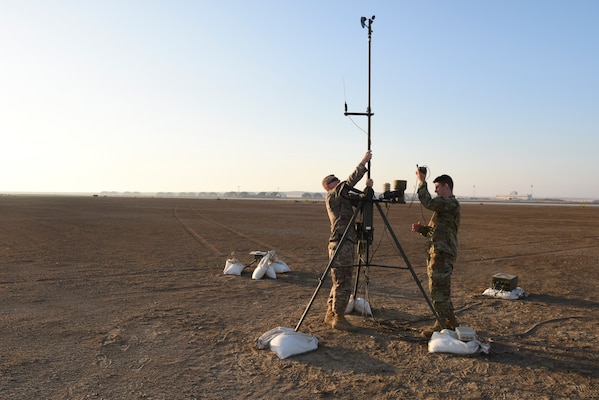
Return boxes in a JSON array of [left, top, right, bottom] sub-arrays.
[[1, 191, 598, 204]]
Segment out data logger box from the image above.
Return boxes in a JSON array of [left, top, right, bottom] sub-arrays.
[[455, 326, 477, 342], [491, 273, 518, 291]]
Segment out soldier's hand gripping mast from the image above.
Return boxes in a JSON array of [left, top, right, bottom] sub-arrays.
[[295, 16, 445, 333]]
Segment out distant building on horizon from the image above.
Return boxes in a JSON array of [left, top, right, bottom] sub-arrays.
[[495, 191, 532, 201]]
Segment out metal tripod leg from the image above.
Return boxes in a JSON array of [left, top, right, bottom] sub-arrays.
[[373, 201, 446, 329], [294, 202, 363, 332]]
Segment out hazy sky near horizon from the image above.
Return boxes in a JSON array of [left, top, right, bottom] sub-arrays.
[[1, 1, 598, 198]]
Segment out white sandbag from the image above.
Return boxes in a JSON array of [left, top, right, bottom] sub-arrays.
[[345, 295, 372, 315], [353, 297, 372, 315], [252, 252, 272, 280], [256, 326, 290, 349], [271, 260, 291, 273], [345, 295, 354, 313], [255, 326, 318, 359], [482, 287, 528, 300], [268, 250, 290, 273], [259, 250, 277, 279], [270, 330, 318, 359], [428, 329, 490, 354], [265, 265, 277, 279], [223, 258, 245, 275]]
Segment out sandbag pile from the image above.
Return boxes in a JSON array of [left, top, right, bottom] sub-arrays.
[[222, 250, 291, 279]]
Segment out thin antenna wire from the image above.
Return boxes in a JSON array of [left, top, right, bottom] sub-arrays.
[[343, 78, 368, 135], [348, 117, 368, 135]]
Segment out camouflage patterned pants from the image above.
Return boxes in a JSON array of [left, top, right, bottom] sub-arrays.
[[427, 250, 455, 319], [327, 241, 355, 315]]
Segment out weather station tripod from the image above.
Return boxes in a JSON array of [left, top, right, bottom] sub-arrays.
[[294, 16, 445, 332]]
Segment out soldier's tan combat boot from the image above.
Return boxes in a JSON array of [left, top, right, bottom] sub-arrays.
[[421, 315, 459, 338], [447, 311, 459, 330], [421, 320, 443, 339], [324, 307, 334, 325], [331, 315, 356, 332]]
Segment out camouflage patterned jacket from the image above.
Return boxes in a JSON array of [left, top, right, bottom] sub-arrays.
[[416, 182, 460, 256], [326, 164, 368, 243]]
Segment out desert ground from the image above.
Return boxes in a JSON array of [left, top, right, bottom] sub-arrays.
[[0, 195, 597, 399]]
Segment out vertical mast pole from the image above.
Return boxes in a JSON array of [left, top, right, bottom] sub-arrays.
[[366, 18, 373, 179]]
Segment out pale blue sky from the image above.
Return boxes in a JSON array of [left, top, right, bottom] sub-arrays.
[[1, 1, 597, 198]]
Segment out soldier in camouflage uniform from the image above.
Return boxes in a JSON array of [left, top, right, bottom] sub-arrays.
[[412, 171, 460, 336], [321, 150, 373, 331]]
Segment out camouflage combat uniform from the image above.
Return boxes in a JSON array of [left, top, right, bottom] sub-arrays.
[[416, 181, 460, 327], [325, 164, 368, 316]]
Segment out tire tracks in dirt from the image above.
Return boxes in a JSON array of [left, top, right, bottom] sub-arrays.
[[174, 204, 274, 257], [173, 205, 221, 255], [461, 243, 598, 264]]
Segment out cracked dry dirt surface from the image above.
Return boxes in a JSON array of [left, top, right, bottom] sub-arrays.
[[1, 196, 598, 399]]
